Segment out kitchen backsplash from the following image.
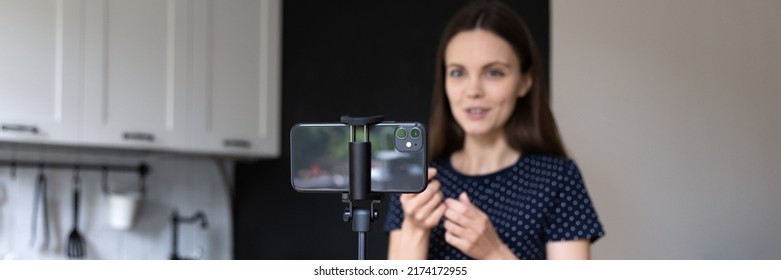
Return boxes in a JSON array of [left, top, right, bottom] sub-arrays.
[[0, 145, 232, 260]]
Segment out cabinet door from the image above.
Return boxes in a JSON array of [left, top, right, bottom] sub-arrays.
[[0, 0, 81, 145], [190, 0, 280, 157], [82, 0, 188, 151]]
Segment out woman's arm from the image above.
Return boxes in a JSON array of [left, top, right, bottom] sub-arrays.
[[387, 224, 432, 260], [545, 239, 590, 260]]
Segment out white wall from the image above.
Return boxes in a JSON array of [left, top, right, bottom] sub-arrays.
[[552, 0, 781, 259], [0, 144, 233, 259]]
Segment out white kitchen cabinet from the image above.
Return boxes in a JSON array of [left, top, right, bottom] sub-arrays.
[[0, 0, 281, 158], [189, 0, 281, 157], [0, 0, 82, 145], [81, 0, 189, 151]]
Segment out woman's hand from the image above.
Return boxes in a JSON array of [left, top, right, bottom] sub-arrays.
[[444, 192, 517, 260], [399, 168, 446, 231], [389, 167, 446, 260]]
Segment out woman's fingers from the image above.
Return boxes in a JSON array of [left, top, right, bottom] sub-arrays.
[[402, 180, 439, 207], [425, 203, 447, 226], [427, 167, 437, 181], [416, 189, 443, 221], [444, 197, 473, 226], [399, 170, 445, 230], [444, 231, 471, 252], [444, 219, 467, 238], [401, 167, 440, 214]]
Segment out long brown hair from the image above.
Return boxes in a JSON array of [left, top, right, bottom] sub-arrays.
[[428, 0, 567, 161]]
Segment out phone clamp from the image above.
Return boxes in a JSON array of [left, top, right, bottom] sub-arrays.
[[340, 115, 384, 260]]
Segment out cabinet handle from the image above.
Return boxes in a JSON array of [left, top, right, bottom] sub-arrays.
[[223, 139, 251, 149], [1, 124, 39, 134], [122, 132, 155, 142]]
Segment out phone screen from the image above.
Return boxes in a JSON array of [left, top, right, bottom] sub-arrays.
[[290, 122, 427, 193]]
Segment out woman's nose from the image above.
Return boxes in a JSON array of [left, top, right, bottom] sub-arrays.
[[465, 78, 484, 98]]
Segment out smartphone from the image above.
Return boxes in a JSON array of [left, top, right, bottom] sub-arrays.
[[290, 122, 427, 193]]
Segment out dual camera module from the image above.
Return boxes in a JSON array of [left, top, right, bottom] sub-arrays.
[[395, 127, 421, 140], [394, 126, 423, 152]]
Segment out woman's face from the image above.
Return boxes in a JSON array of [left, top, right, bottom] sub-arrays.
[[444, 29, 530, 138]]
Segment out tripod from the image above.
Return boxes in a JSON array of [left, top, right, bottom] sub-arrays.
[[340, 115, 384, 260]]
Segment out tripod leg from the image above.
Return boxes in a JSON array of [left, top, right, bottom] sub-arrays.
[[358, 232, 366, 260]]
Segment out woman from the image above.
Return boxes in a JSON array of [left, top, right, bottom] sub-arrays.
[[385, 0, 604, 260]]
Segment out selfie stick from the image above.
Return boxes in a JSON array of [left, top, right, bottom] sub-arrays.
[[340, 115, 384, 260]]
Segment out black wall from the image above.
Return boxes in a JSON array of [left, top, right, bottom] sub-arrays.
[[235, 0, 550, 260]]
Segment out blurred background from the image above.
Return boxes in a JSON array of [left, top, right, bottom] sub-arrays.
[[1, 0, 779, 260]]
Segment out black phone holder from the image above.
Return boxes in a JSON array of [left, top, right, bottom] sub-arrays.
[[339, 115, 384, 260]]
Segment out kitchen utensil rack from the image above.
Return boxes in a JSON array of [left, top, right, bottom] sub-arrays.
[[0, 160, 150, 196]]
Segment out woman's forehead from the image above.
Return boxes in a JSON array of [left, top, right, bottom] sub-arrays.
[[445, 29, 519, 67]]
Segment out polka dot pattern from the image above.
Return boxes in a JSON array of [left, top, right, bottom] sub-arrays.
[[384, 154, 605, 260]]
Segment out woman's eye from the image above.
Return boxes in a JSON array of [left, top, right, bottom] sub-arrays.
[[449, 69, 464, 77], [487, 69, 505, 77]]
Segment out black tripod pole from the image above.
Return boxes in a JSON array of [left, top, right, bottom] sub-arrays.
[[341, 115, 383, 260]]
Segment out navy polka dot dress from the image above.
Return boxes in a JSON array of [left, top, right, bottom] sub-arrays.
[[384, 154, 605, 260]]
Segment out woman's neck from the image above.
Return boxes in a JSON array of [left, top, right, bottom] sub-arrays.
[[450, 132, 520, 176]]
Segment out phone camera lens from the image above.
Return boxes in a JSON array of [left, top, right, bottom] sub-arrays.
[[409, 128, 421, 139], [396, 127, 407, 139]]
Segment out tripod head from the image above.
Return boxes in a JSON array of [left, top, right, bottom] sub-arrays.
[[340, 115, 383, 201], [340, 115, 384, 260]]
